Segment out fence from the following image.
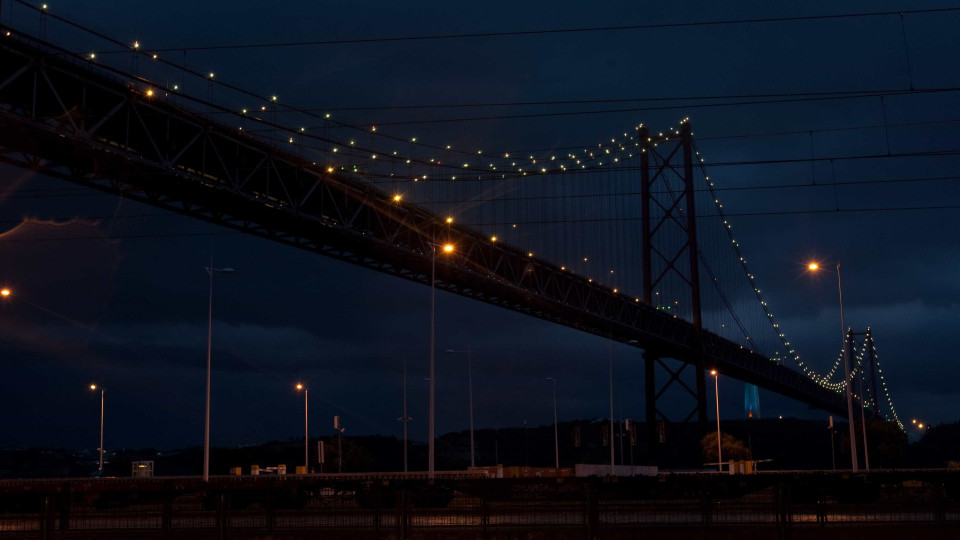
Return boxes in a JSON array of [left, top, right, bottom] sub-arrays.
[[0, 471, 956, 539]]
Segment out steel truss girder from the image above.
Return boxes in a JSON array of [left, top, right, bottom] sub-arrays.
[[0, 34, 849, 418]]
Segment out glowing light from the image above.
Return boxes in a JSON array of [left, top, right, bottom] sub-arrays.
[[393, 194, 402, 202], [89, 384, 97, 391], [296, 383, 304, 391], [133, 41, 140, 49], [89, 53, 96, 60], [151, 54, 158, 59], [710, 370, 717, 376], [145, 89, 154, 97], [445, 217, 453, 224], [41, 3, 47, 10], [808, 262, 819, 271], [442, 244, 454, 253], [0, 289, 10, 297], [208, 72, 215, 79], [490, 236, 497, 242]]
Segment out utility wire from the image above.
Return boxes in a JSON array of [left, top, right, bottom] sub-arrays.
[[3, 203, 958, 244], [76, 7, 960, 53], [210, 87, 940, 113]]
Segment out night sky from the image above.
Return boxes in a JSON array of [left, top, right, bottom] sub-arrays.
[[0, 0, 958, 455]]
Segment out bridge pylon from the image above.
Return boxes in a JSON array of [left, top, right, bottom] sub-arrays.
[[639, 122, 708, 463]]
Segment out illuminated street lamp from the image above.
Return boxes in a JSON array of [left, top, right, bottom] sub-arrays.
[[89, 384, 105, 473], [710, 370, 722, 472], [808, 261, 860, 472], [427, 241, 454, 478], [204, 261, 235, 482], [295, 383, 308, 473], [445, 347, 475, 468], [0, 288, 10, 297]]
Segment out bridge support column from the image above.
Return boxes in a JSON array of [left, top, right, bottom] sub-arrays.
[[640, 121, 709, 439]]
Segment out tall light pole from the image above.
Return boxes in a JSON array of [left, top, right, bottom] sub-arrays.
[[544, 377, 559, 471], [204, 260, 235, 482], [296, 383, 308, 473], [710, 370, 722, 472], [445, 347, 475, 468], [808, 261, 858, 472], [608, 342, 614, 475], [427, 241, 454, 478], [398, 358, 412, 473], [89, 384, 105, 473]]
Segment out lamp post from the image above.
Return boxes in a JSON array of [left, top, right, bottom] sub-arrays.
[[710, 370, 722, 472], [445, 347, 475, 468], [808, 261, 858, 472], [544, 377, 559, 471], [398, 358, 412, 473], [204, 260, 235, 482], [89, 384, 105, 473], [608, 342, 615, 475], [296, 383, 308, 473], [427, 241, 454, 478]]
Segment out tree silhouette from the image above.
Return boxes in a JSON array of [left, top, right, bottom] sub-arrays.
[[701, 431, 752, 463]]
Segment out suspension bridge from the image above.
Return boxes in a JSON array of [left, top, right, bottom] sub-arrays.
[[0, 3, 906, 457]]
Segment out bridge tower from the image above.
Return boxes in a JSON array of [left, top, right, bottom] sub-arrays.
[[639, 122, 709, 462]]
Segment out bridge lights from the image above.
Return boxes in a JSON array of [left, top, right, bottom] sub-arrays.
[[393, 194, 402, 202], [443, 244, 454, 253], [808, 262, 820, 271]]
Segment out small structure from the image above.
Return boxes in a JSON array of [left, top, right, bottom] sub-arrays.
[[131, 461, 154, 477]]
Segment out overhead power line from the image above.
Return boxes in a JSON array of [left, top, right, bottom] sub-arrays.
[[77, 7, 960, 53], [3, 203, 959, 244]]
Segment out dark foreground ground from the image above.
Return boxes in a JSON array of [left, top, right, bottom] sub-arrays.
[[0, 470, 956, 539]]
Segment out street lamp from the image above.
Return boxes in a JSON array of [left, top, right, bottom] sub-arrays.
[[204, 261, 235, 482], [710, 370, 722, 472], [445, 347, 475, 468], [0, 288, 10, 297], [808, 261, 859, 472], [544, 377, 559, 471], [296, 383, 308, 473], [89, 384, 105, 473], [427, 241, 454, 478]]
